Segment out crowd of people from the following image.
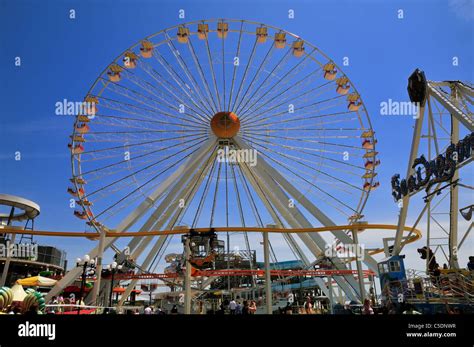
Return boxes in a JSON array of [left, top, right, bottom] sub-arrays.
[[218, 298, 258, 314]]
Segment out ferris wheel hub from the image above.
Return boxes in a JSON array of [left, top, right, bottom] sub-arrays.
[[210, 111, 241, 138]]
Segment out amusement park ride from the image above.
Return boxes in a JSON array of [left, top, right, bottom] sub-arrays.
[[1, 19, 472, 314]]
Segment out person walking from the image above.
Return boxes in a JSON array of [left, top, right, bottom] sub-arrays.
[[249, 300, 257, 314], [229, 298, 237, 314], [304, 296, 313, 314], [362, 299, 374, 315]]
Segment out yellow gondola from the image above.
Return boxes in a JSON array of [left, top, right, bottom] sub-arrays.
[[292, 40, 305, 58], [68, 143, 84, 155], [84, 96, 98, 115], [274, 32, 286, 48], [363, 151, 378, 158], [70, 135, 85, 143], [197, 23, 209, 40], [336, 76, 350, 95], [217, 22, 229, 39], [362, 138, 377, 149], [363, 181, 380, 191], [70, 177, 87, 185], [75, 123, 90, 134], [177, 27, 190, 43], [361, 129, 374, 138], [67, 187, 84, 197], [76, 199, 92, 207], [323, 62, 337, 80], [123, 52, 138, 69], [107, 64, 123, 82], [362, 172, 377, 179], [256, 26, 268, 43], [74, 210, 91, 220], [364, 159, 380, 170], [347, 93, 362, 111], [140, 40, 154, 58], [77, 115, 91, 122]]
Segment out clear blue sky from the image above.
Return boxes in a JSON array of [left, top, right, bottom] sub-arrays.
[[0, 0, 472, 271]]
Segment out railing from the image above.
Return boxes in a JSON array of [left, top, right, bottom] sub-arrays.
[[385, 269, 474, 304]]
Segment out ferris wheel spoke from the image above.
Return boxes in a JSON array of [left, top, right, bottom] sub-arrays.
[[191, 153, 219, 228], [209, 159, 223, 227], [246, 110, 354, 129], [101, 79, 207, 125], [251, 148, 359, 213], [120, 69, 210, 123], [95, 94, 206, 127], [185, 31, 219, 114], [204, 32, 222, 111], [239, 66, 323, 122], [80, 132, 207, 156], [227, 21, 244, 112], [89, 113, 206, 132], [91, 142, 213, 219], [235, 159, 284, 268], [230, 161, 247, 227], [164, 31, 215, 118], [235, 162, 264, 227], [233, 43, 276, 114], [88, 129, 207, 136], [240, 84, 337, 128], [237, 47, 295, 118], [239, 48, 316, 121], [88, 120, 207, 135], [242, 136, 364, 192], [78, 136, 208, 176], [236, 46, 290, 116], [221, 26, 226, 112], [244, 134, 366, 171], [83, 139, 207, 197], [153, 48, 212, 120], [243, 131, 364, 150], [247, 142, 363, 190], [230, 37, 258, 112], [241, 84, 341, 127], [136, 59, 211, 120], [245, 126, 363, 133]]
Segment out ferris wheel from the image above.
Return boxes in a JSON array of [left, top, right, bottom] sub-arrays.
[[60, 19, 380, 305]]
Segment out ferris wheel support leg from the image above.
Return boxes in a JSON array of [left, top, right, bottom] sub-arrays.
[[234, 137, 379, 275], [351, 229, 365, 303], [237, 150, 360, 302], [116, 139, 217, 256], [236, 158, 333, 299], [116, 151, 216, 307], [449, 86, 460, 269], [46, 140, 217, 302], [393, 106, 426, 256], [263, 231, 272, 314], [91, 230, 106, 305], [184, 237, 192, 314]]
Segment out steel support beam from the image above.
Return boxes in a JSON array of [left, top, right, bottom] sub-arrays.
[[46, 139, 216, 302], [236, 138, 361, 301], [393, 106, 426, 255]]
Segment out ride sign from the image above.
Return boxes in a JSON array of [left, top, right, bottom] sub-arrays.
[[391, 132, 473, 201]]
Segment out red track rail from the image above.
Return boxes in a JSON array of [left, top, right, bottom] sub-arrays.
[[111, 269, 375, 280]]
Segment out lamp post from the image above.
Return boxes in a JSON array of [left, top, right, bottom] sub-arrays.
[[107, 262, 123, 308], [76, 254, 95, 315]]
